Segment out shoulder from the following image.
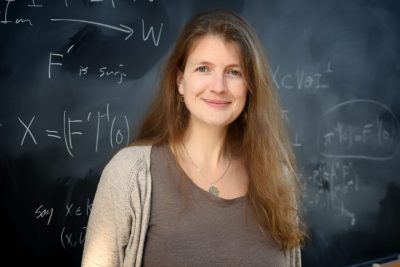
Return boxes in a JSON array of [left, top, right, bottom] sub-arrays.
[[100, 145, 152, 188], [111, 145, 152, 163], [105, 145, 151, 171]]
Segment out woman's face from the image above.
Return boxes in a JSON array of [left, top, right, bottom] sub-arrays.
[[177, 35, 247, 130]]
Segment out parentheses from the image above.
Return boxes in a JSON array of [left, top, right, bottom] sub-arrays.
[[63, 110, 74, 157], [110, 116, 116, 148], [60, 226, 66, 248], [86, 112, 91, 122], [124, 115, 129, 145], [95, 112, 100, 153]]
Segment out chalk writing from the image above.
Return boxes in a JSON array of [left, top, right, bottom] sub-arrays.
[[34, 198, 92, 226], [1, 0, 34, 26], [2, 1, 164, 45], [65, 198, 92, 217], [293, 132, 302, 147], [282, 109, 303, 147], [49, 50, 127, 84], [63, 0, 156, 8], [66, 44, 74, 54], [35, 204, 54, 226], [271, 61, 332, 90], [61, 226, 86, 249], [18, 116, 37, 146], [98, 64, 127, 84], [50, 19, 134, 40], [27, 0, 43, 8], [305, 159, 359, 226], [3, 104, 129, 157], [48, 53, 63, 79], [34, 198, 93, 249], [317, 99, 400, 160], [142, 19, 163, 46], [49, 18, 163, 44]]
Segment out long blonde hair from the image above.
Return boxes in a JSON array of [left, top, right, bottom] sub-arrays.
[[133, 8, 305, 250]]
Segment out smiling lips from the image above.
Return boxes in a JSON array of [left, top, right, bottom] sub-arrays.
[[202, 98, 231, 108]]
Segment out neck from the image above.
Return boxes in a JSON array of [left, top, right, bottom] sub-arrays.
[[182, 119, 229, 170]]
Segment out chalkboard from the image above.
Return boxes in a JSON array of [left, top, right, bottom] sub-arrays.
[[1, 1, 399, 266]]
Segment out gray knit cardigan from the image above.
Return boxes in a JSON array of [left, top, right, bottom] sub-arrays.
[[81, 145, 301, 267]]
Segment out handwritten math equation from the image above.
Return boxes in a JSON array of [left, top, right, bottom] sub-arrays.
[[1, 0, 163, 45], [318, 99, 400, 161], [2, 104, 130, 157], [47, 16, 164, 84], [35, 198, 92, 249], [272, 61, 333, 91], [304, 158, 359, 227], [48, 50, 128, 84]]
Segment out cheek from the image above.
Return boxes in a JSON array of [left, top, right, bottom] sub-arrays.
[[235, 87, 248, 112], [183, 78, 208, 97], [238, 95, 247, 113], [232, 83, 247, 102]]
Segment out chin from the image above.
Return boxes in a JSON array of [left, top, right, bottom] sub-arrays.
[[204, 118, 235, 128]]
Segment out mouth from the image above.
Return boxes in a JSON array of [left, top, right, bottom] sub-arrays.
[[202, 98, 231, 108]]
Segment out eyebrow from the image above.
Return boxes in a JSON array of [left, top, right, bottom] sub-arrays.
[[189, 60, 241, 68]]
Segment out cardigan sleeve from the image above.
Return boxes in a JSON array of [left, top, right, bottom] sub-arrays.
[[81, 146, 152, 267], [290, 246, 302, 267]]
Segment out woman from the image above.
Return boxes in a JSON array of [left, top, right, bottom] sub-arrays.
[[82, 8, 305, 267]]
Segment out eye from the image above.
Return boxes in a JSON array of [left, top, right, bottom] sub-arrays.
[[226, 69, 242, 77], [196, 66, 209, 73]]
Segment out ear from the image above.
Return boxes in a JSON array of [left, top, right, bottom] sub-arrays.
[[177, 71, 183, 95]]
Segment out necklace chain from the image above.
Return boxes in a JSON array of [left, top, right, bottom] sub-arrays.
[[182, 144, 231, 197]]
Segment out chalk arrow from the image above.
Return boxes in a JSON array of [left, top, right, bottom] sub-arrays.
[[50, 19, 134, 40]]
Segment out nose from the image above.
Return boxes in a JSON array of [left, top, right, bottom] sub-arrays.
[[210, 71, 227, 94]]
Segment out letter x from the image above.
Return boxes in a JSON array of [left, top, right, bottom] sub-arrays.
[[18, 116, 37, 146]]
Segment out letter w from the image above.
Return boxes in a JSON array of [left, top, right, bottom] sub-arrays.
[[142, 19, 163, 47]]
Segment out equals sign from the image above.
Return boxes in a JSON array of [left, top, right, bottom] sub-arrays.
[[46, 130, 61, 139]]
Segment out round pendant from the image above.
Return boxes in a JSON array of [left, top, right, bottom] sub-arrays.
[[208, 186, 219, 197]]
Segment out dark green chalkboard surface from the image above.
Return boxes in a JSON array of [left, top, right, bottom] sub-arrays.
[[1, 1, 399, 266]]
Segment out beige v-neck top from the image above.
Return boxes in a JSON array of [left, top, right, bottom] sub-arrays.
[[142, 144, 289, 266], [81, 145, 301, 267]]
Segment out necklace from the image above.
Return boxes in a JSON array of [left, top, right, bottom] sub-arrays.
[[182, 144, 231, 197]]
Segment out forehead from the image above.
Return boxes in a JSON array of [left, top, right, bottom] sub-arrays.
[[186, 35, 242, 65]]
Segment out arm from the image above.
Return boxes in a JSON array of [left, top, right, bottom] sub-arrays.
[[81, 146, 151, 267]]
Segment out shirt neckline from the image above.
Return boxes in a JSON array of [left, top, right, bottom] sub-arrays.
[[162, 143, 247, 205]]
